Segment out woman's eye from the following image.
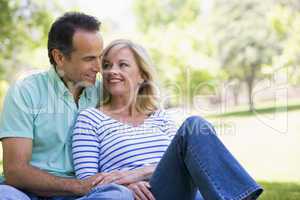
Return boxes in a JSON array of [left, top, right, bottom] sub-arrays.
[[120, 63, 129, 67], [102, 63, 110, 69]]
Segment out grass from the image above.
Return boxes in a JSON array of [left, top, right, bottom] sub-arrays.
[[207, 103, 300, 118], [0, 159, 298, 200], [0, 103, 300, 199], [259, 181, 300, 200]]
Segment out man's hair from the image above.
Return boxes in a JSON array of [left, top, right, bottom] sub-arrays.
[[47, 12, 101, 66]]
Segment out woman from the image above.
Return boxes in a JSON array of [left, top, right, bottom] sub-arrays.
[[72, 39, 263, 200]]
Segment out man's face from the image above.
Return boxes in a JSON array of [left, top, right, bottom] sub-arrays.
[[57, 30, 103, 88]]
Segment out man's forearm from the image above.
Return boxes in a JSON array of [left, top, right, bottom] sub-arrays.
[[5, 164, 86, 197]]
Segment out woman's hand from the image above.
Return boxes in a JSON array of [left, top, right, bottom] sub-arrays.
[[127, 181, 155, 200], [93, 170, 142, 186], [93, 165, 156, 186]]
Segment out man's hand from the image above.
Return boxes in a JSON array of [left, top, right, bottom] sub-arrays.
[[76, 173, 105, 195], [127, 181, 155, 200], [2, 137, 105, 197]]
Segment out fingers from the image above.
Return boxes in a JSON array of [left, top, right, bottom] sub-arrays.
[[139, 182, 155, 200], [133, 185, 148, 200], [99, 176, 117, 185], [91, 173, 106, 186], [114, 171, 138, 185], [128, 182, 155, 200], [98, 171, 122, 185]]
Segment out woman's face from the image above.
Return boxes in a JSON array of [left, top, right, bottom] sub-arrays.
[[101, 46, 144, 98]]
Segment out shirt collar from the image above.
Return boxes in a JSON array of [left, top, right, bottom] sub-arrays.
[[48, 67, 96, 100]]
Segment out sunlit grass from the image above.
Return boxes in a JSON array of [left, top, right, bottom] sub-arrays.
[[0, 105, 299, 200], [208, 102, 300, 118], [259, 181, 300, 200]]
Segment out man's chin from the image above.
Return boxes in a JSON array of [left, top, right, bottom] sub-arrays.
[[84, 81, 96, 87], [76, 80, 95, 88]]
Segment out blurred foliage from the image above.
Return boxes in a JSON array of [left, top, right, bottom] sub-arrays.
[[0, 0, 60, 80], [134, 0, 201, 32], [0, 80, 9, 110], [134, 0, 216, 107], [211, 0, 282, 110], [133, 0, 300, 110]]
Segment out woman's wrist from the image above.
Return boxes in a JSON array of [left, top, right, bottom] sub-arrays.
[[140, 165, 156, 181]]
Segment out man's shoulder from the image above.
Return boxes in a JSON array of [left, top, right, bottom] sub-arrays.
[[6, 69, 51, 106], [12, 69, 49, 91]]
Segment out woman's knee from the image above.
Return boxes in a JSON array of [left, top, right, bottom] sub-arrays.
[[182, 115, 215, 136]]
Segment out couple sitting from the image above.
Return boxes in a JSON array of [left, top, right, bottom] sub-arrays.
[[0, 12, 262, 200]]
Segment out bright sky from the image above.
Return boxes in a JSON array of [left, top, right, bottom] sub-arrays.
[[29, 0, 213, 69], [61, 0, 212, 34], [62, 0, 136, 34]]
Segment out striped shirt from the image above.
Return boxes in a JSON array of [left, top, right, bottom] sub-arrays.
[[72, 108, 177, 180]]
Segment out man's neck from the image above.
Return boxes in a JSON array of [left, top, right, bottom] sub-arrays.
[[54, 67, 84, 105], [67, 82, 84, 106]]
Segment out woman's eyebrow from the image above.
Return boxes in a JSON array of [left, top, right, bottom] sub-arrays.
[[119, 59, 129, 62], [102, 59, 110, 63]]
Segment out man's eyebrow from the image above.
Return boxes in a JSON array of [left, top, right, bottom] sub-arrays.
[[82, 55, 100, 59]]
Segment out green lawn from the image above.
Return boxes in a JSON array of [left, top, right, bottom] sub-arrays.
[[170, 104, 300, 199], [0, 104, 300, 199], [259, 181, 300, 200], [208, 102, 300, 118]]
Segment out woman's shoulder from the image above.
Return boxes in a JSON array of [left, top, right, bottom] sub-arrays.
[[77, 107, 108, 124], [151, 109, 173, 121]]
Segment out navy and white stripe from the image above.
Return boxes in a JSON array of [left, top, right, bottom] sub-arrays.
[[72, 108, 177, 179]]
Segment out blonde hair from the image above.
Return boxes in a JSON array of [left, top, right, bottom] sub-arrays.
[[99, 39, 158, 114]]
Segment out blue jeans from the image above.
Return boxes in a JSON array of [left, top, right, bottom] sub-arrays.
[[0, 183, 133, 200], [150, 116, 263, 200]]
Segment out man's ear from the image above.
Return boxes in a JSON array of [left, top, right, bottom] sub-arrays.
[[51, 49, 66, 67]]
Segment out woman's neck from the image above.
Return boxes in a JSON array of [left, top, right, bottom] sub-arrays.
[[108, 94, 138, 117]]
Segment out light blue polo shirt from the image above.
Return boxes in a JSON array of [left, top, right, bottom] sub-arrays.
[[0, 67, 100, 181]]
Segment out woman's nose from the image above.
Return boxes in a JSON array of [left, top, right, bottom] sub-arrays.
[[108, 64, 120, 74]]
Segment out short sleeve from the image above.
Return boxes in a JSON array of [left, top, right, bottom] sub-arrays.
[[163, 111, 178, 139], [0, 82, 35, 139], [72, 110, 100, 179]]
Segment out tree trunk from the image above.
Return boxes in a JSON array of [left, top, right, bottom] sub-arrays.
[[232, 82, 240, 106], [246, 79, 254, 112]]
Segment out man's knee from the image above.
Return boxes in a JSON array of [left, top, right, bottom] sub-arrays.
[[0, 185, 30, 200], [107, 183, 133, 200]]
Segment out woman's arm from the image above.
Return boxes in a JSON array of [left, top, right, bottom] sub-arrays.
[[72, 110, 100, 180]]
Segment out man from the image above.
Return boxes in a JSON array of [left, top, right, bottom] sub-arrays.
[[0, 12, 133, 199]]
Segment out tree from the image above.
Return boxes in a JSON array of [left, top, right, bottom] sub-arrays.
[[210, 0, 282, 111], [133, 0, 201, 32], [133, 0, 216, 107], [0, 0, 57, 80], [270, 0, 300, 86]]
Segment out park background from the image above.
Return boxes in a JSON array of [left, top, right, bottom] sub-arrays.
[[0, 0, 300, 199]]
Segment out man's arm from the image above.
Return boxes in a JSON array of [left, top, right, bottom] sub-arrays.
[[2, 137, 100, 197]]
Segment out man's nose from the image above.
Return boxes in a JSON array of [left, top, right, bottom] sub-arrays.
[[93, 58, 101, 72]]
